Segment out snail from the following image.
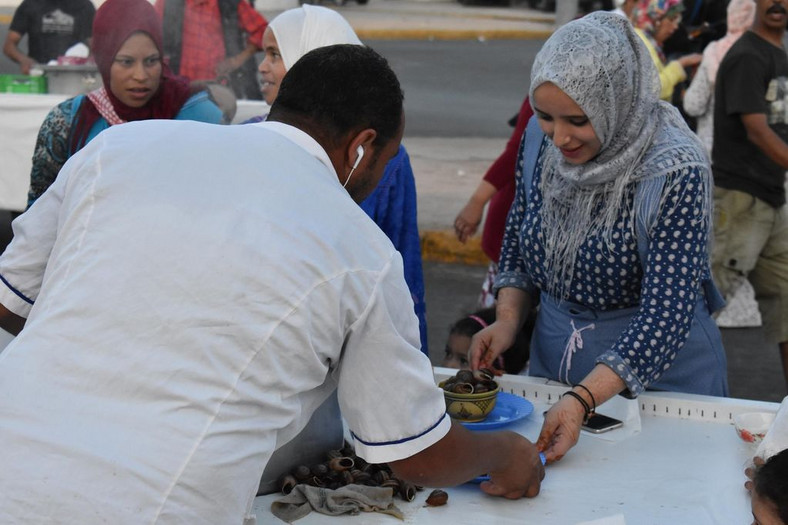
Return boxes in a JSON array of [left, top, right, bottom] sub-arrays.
[[400, 482, 417, 502], [292, 464, 312, 482], [278, 474, 297, 495], [425, 489, 448, 507], [373, 469, 391, 484], [441, 368, 498, 395], [455, 369, 474, 383], [350, 469, 371, 484], [311, 463, 329, 477], [328, 456, 354, 472], [276, 440, 425, 501], [379, 478, 400, 490]]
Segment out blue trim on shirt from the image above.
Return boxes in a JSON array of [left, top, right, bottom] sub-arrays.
[[350, 413, 448, 447], [0, 273, 34, 305]]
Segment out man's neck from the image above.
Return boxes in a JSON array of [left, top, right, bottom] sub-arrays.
[[751, 24, 786, 49]]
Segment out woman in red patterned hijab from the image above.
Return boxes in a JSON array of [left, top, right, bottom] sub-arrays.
[[27, 0, 222, 208], [70, 0, 193, 151]]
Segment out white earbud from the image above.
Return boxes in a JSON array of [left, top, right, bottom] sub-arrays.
[[344, 145, 365, 188], [352, 145, 365, 169]]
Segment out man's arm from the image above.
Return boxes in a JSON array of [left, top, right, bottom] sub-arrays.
[[741, 113, 788, 169], [215, 42, 257, 78], [214, 0, 266, 78], [0, 303, 25, 336], [3, 31, 35, 74], [388, 420, 544, 499]]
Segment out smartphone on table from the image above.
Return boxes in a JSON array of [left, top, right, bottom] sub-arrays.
[[581, 413, 623, 434]]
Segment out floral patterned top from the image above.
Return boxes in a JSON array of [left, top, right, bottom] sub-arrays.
[[27, 92, 222, 209]]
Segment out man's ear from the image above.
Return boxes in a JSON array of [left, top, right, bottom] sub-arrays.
[[346, 129, 377, 171]]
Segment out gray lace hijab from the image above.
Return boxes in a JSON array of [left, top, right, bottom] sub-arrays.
[[528, 11, 709, 298]]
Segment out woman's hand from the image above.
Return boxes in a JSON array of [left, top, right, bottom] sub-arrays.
[[536, 366, 627, 463], [454, 200, 484, 243], [678, 53, 702, 69], [468, 320, 519, 370], [454, 180, 497, 243], [536, 395, 586, 463]]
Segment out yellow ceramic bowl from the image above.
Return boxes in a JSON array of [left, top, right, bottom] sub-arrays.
[[439, 380, 500, 422]]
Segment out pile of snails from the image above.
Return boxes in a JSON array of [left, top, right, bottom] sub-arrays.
[[277, 443, 447, 506], [440, 368, 498, 395]]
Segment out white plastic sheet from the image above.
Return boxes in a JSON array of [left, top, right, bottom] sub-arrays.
[[0, 94, 269, 212], [0, 93, 68, 211]]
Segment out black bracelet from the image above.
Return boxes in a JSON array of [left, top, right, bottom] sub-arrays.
[[562, 391, 591, 423], [573, 383, 597, 414]]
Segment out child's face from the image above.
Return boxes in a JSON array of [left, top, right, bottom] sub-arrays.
[[751, 489, 785, 525], [442, 333, 472, 369]]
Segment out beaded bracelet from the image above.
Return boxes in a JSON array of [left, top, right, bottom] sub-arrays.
[[573, 383, 597, 414], [562, 390, 591, 423]]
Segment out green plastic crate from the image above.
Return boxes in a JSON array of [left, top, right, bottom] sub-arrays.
[[0, 74, 47, 94]]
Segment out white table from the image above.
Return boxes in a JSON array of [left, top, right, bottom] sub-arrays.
[[0, 93, 268, 212], [254, 369, 778, 525], [0, 329, 775, 524]]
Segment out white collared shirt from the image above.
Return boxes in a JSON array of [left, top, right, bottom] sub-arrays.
[[0, 119, 449, 523]]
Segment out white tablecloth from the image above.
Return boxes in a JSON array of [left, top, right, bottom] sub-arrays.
[[0, 93, 269, 212], [0, 325, 777, 524], [254, 370, 779, 525], [0, 94, 67, 211]]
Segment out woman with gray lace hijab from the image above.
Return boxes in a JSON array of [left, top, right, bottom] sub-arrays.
[[470, 12, 727, 463]]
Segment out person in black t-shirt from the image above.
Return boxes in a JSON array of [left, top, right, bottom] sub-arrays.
[[711, 0, 788, 392], [2, 0, 95, 74]]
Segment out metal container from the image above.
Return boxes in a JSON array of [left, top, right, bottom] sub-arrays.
[[40, 64, 102, 95], [257, 390, 345, 495]]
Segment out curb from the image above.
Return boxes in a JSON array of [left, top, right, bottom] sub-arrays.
[[356, 28, 552, 39], [347, 6, 554, 23], [420, 230, 488, 266]]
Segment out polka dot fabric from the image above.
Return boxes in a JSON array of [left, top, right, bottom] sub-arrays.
[[497, 143, 713, 395]]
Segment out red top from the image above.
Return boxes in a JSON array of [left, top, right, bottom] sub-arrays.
[[481, 96, 534, 263], [154, 0, 266, 82]]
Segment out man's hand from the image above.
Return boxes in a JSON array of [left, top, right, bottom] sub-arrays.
[[3, 31, 37, 75], [481, 431, 545, 499], [215, 56, 240, 78], [388, 422, 544, 499], [741, 113, 788, 169], [18, 56, 36, 75], [744, 455, 765, 493], [678, 53, 702, 69]]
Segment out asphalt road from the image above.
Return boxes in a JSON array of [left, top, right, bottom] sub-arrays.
[[0, 12, 542, 137], [369, 38, 543, 137]]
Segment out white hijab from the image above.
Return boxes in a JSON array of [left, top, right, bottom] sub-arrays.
[[528, 11, 709, 298], [269, 5, 363, 71]]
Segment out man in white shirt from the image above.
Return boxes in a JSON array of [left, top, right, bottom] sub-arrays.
[[0, 45, 544, 523]]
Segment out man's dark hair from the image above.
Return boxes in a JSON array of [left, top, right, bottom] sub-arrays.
[[267, 44, 404, 149], [754, 448, 788, 523]]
